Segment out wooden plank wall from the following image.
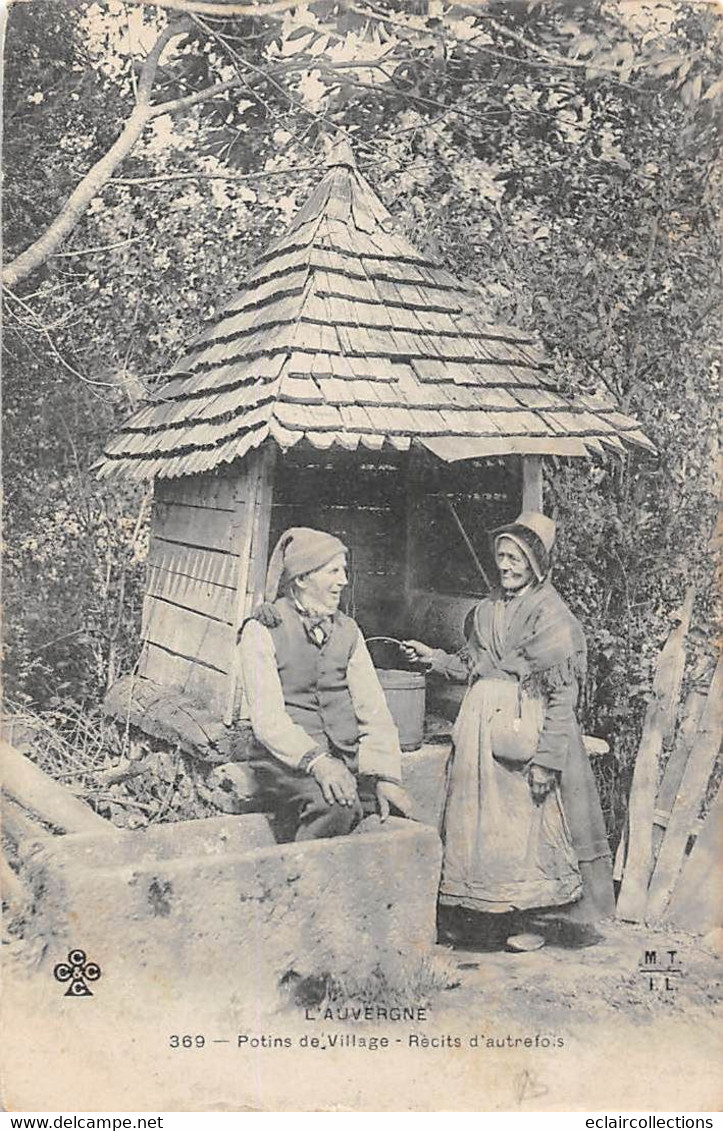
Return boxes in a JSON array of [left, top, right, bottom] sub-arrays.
[[224, 446, 276, 723], [522, 455, 544, 512], [140, 467, 247, 716]]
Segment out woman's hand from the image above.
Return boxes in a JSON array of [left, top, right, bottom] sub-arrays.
[[401, 639, 435, 666], [247, 601, 282, 630], [528, 764, 558, 805]]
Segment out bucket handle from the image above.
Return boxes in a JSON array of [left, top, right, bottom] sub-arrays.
[[365, 636, 432, 671], [365, 635, 405, 649]]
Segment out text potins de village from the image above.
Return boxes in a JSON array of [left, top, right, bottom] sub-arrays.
[[237, 1007, 564, 1052]]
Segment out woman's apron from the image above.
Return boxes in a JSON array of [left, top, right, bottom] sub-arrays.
[[439, 678, 583, 913]]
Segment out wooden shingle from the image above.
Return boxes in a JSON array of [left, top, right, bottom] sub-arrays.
[[98, 138, 651, 480]]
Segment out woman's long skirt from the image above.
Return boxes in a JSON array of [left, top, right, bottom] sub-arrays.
[[439, 678, 583, 913]]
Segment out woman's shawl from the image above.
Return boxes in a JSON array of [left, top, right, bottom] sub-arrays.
[[459, 583, 613, 872], [465, 580, 587, 697]]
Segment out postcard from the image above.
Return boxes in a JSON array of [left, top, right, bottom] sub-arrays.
[[2, 0, 720, 1113]]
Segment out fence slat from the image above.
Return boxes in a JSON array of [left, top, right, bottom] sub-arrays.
[[662, 781, 722, 934], [652, 687, 707, 861], [646, 658, 723, 921], [616, 587, 695, 922]]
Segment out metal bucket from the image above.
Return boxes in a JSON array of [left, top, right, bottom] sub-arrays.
[[375, 668, 426, 752]]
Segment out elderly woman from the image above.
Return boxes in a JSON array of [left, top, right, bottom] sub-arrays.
[[403, 512, 614, 949]]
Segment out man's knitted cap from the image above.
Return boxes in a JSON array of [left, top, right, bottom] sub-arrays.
[[264, 527, 347, 601], [491, 511, 556, 582]]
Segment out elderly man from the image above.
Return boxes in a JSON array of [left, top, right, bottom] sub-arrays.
[[238, 527, 413, 841]]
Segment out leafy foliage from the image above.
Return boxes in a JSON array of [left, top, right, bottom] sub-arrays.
[[2, 0, 720, 797]]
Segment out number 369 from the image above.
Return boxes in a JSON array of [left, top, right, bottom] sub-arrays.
[[169, 1034, 205, 1048]]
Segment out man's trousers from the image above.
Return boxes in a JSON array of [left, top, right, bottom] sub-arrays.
[[247, 749, 377, 842]]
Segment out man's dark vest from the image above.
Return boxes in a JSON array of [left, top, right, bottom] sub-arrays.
[[268, 597, 360, 753]]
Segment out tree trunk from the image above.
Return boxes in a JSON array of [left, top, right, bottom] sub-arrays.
[[1, 741, 115, 835]]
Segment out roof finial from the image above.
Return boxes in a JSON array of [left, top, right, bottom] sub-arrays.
[[324, 132, 357, 170]]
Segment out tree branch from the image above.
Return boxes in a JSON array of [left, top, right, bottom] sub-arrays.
[[484, 15, 591, 71], [2, 105, 152, 289], [109, 164, 321, 184], [359, 0, 646, 90], [482, 13, 645, 89], [148, 77, 239, 116], [51, 235, 145, 257], [9, 1, 638, 292], [4, 289, 118, 389], [137, 21, 189, 104], [124, 0, 300, 16], [2, 23, 240, 289]]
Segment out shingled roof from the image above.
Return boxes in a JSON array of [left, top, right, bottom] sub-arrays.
[[98, 138, 652, 480]]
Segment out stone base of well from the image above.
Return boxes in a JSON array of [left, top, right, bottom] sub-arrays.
[[26, 814, 443, 1006], [401, 743, 452, 830]]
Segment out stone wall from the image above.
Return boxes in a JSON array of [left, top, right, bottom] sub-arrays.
[[27, 814, 443, 1008]]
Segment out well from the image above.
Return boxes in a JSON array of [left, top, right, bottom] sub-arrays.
[[97, 136, 651, 761]]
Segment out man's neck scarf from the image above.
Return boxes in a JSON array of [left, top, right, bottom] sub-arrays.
[[292, 597, 334, 647]]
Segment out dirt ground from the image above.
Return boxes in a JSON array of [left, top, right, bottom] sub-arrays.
[[2, 916, 721, 1112], [437, 918, 722, 1029]]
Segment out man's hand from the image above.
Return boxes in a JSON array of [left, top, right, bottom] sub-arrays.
[[376, 780, 415, 823], [528, 764, 558, 805], [311, 755, 359, 807], [400, 639, 435, 666]]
